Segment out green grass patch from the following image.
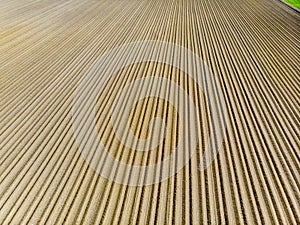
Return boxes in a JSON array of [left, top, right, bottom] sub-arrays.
[[285, 0, 300, 9]]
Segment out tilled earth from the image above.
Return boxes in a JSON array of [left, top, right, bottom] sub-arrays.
[[0, 0, 299, 224]]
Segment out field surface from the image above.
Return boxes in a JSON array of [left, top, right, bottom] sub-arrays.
[[0, 0, 299, 224]]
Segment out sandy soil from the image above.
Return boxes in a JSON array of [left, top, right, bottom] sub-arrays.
[[0, 0, 299, 224]]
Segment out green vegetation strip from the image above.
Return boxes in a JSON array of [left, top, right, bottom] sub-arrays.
[[285, 0, 300, 9]]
